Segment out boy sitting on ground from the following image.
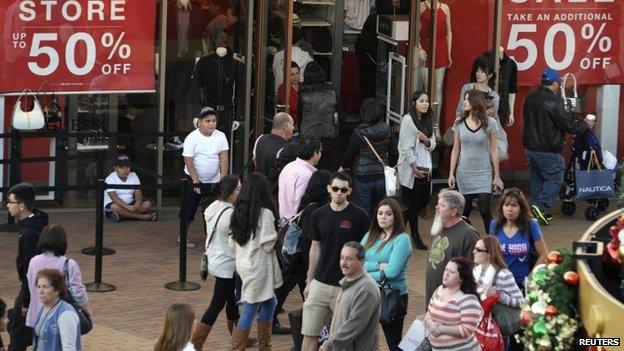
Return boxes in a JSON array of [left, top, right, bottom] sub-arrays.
[[104, 155, 157, 222]]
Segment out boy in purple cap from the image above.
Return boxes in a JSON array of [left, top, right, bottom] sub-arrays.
[[104, 154, 157, 222], [521, 67, 587, 225]]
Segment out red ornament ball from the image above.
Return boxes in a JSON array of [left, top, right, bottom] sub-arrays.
[[563, 271, 580, 286], [545, 305, 558, 316], [521, 311, 533, 326], [547, 251, 564, 264]]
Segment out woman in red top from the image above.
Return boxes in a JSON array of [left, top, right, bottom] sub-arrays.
[[277, 62, 301, 127]]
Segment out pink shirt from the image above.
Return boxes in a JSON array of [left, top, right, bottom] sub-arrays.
[[278, 158, 317, 219], [427, 286, 483, 350], [26, 252, 88, 327]]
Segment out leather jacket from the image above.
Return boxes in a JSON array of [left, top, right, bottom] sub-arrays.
[[353, 122, 390, 176], [299, 85, 338, 138], [522, 86, 587, 153]]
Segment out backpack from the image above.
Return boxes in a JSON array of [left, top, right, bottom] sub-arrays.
[[279, 203, 315, 267]]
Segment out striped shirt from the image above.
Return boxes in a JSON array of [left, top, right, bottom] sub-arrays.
[[475, 268, 525, 308], [428, 287, 483, 351]]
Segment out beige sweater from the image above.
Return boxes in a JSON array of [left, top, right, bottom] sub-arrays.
[[229, 208, 282, 303], [325, 271, 381, 351]]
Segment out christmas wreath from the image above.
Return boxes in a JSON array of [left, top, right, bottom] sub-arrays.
[[517, 249, 579, 351]]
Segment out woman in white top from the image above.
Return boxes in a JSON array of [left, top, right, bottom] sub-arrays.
[[154, 303, 196, 351], [229, 173, 282, 350], [398, 90, 436, 250], [191, 175, 246, 350]]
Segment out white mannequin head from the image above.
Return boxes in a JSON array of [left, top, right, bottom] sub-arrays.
[[178, 0, 190, 8], [216, 47, 227, 57]]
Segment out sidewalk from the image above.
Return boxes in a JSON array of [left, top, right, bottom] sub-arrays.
[[0, 203, 601, 350]]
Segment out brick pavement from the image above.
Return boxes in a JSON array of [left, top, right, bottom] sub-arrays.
[[0, 201, 603, 350]]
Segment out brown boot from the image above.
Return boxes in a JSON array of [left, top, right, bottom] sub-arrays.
[[231, 327, 251, 351], [191, 321, 212, 351], [228, 319, 257, 346], [257, 321, 273, 350]]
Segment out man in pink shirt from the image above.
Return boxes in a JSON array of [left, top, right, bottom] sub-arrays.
[[278, 136, 322, 219]]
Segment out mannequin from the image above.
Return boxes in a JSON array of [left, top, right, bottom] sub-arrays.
[[179, 0, 189, 8], [417, 0, 452, 139], [469, 46, 518, 126], [192, 46, 243, 139]]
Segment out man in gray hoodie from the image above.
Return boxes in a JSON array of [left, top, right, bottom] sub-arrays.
[[320, 241, 380, 351]]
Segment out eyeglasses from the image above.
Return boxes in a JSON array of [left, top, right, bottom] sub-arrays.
[[473, 247, 488, 253], [331, 186, 349, 193]]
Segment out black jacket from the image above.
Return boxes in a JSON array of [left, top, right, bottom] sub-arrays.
[[16, 209, 48, 306], [299, 83, 338, 138], [522, 86, 587, 153], [192, 50, 242, 112], [342, 122, 397, 181]]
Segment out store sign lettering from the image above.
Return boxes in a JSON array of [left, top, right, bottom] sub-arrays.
[[501, 0, 622, 85], [0, 0, 156, 94]]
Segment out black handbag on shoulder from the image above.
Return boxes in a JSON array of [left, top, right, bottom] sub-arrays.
[[378, 271, 406, 325], [63, 259, 93, 335]]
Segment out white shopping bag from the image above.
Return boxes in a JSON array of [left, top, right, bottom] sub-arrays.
[[399, 319, 428, 351]]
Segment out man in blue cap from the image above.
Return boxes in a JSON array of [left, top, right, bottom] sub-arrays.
[[522, 67, 588, 225]]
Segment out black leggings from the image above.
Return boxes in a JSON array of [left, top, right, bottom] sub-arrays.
[[462, 193, 493, 233], [402, 179, 431, 242], [201, 276, 240, 326]]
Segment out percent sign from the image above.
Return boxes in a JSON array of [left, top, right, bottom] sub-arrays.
[[101, 32, 131, 59], [581, 23, 612, 53]]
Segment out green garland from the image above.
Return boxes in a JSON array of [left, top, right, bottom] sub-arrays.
[[619, 173, 624, 208], [517, 249, 579, 351]]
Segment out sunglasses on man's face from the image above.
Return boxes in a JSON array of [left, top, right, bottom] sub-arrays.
[[331, 186, 349, 193]]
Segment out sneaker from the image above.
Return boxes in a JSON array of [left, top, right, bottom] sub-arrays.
[[167, 136, 184, 149], [531, 205, 549, 225], [109, 212, 120, 223], [543, 209, 554, 221], [176, 239, 197, 249]]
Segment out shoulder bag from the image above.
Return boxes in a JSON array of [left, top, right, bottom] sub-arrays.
[[63, 259, 93, 335], [361, 135, 399, 197], [200, 207, 232, 280], [560, 73, 581, 114], [12, 89, 45, 131], [379, 271, 407, 325], [491, 270, 521, 336]]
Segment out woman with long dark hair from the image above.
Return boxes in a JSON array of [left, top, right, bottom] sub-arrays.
[[448, 89, 504, 232], [425, 256, 483, 351], [192, 175, 247, 350], [272, 170, 331, 334], [229, 173, 282, 349], [298, 62, 338, 170], [361, 198, 412, 351], [154, 303, 195, 351], [398, 90, 436, 250], [490, 188, 548, 289]]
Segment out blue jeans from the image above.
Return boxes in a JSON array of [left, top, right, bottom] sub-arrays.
[[236, 296, 277, 330], [353, 177, 386, 217], [525, 149, 564, 210]]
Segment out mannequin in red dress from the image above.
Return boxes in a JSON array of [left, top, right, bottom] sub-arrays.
[[415, 0, 452, 139]]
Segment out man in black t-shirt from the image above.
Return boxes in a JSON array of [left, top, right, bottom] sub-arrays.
[[301, 172, 370, 351], [252, 112, 294, 176]]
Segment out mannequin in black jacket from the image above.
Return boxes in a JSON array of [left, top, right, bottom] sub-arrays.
[[522, 68, 587, 225], [192, 47, 243, 136]]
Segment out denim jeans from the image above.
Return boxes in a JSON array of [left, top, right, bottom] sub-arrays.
[[237, 296, 277, 329], [525, 149, 564, 210], [353, 177, 386, 217]]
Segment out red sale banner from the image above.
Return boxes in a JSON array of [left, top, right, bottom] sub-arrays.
[[0, 0, 156, 94], [502, 0, 623, 86]]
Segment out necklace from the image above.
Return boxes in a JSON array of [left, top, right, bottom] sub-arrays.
[[36, 299, 61, 337]]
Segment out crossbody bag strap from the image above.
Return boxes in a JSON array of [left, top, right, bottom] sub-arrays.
[[63, 259, 75, 299], [361, 134, 387, 167], [207, 207, 233, 247]]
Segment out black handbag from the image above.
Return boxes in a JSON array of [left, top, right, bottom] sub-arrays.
[[378, 271, 406, 325], [491, 270, 522, 336], [63, 259, 92, 335]]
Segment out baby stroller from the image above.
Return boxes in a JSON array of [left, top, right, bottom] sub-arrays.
[[560, 128, 619, 220]]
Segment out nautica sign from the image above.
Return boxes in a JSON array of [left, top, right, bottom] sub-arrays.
[[578, 185, 613, 193]]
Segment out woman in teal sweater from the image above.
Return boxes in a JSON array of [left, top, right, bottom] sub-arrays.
[[361, 197, 412, 351]]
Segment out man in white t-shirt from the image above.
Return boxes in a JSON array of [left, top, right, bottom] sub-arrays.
[[104, 155, 157, 222], [180, 105, 230, 248]]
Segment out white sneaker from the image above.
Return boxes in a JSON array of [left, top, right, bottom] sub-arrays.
[[167, 136, 184, 149]]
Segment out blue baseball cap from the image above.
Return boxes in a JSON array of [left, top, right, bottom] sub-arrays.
[[541, 68, 562, 84]]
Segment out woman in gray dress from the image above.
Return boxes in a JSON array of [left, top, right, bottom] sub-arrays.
[[448, 89, 504, 232]]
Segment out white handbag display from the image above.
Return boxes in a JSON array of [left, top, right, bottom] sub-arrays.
[[11, 89, 45, 131], [560, 73, 581, 114]]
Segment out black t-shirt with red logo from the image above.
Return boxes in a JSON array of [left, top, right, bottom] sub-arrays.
[[309, 203, 370, 286]]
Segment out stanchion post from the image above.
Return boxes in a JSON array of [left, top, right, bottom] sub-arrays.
[[86, 179, 115, 292], [165, 178, 200, 291], [1, 129, 21, 233], [82, 175, 115, 256]]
